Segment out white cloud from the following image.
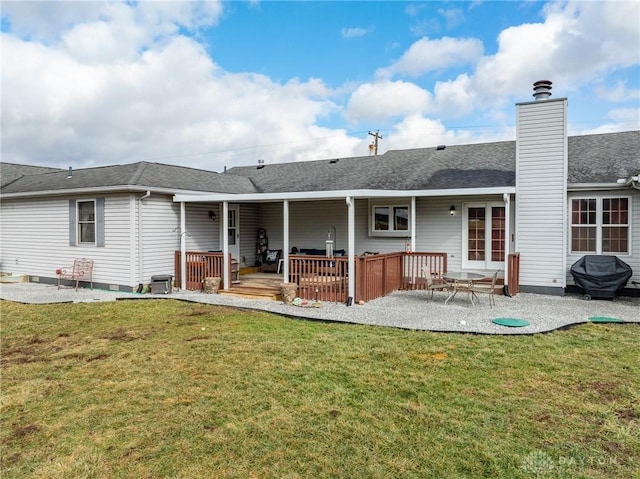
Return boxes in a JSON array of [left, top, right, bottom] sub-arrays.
[[595, 81, 640, 103], [1, 0, 637, 172], [344, 81, 432, 123], [383, 114, 504, 152], [469, 0, 640, 107], [377, 37, 483, 79], [341, 27, 371, 39], [0, 1, 362, 170], [579, 108, 640, 134], [437, 7, 465, 29]]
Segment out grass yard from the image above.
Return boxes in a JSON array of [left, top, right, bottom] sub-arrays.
[[1, 299, 638, 479]]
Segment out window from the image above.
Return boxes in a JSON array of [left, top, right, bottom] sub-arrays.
[[369, 201, 410, 236], [78, 200, 96, 244], [571, 197, 629, 254], [69, 198, 105, 247]]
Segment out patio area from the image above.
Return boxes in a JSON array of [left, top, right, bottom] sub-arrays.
[[1, 281, 638, 335]]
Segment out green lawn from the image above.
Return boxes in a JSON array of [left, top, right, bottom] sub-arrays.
[[1, 300, 638, 479]]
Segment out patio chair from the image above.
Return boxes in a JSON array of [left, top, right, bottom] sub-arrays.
[[57, 258, 94, 291], [421, 267, 452, 302], [469, 270, 500, 307]]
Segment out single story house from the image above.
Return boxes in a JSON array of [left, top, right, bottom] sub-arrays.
[[1, 82, 638, 302]]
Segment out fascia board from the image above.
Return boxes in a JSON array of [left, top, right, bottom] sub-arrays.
[[1, 186, 221, 199], [173, 186, 517, 203]]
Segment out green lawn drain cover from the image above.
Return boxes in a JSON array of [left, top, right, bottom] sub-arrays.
[[492, 318, 530, 327], [588, 316, 624, 323]]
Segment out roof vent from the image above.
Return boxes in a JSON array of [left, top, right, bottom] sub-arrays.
[[67, 166, 73, 178], [532, 80, 552, 101], [436, 145, 446, 150], [257, 159, 265, 170], [329, 158, 339, 164]]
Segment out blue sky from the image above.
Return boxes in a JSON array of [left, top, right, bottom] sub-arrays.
[[1, 1, 639, 172]]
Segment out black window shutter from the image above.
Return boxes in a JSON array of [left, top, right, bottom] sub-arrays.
[[96, 197, 105, 247], [69, 200, 77, 246]]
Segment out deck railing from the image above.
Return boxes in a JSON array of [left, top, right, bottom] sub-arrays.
[[174, 251, 231, 291], [355, 252, 404, 302], [175, 250, 516, 302], [290, 255, 348, 302], [290, 251, 448, 303], [400, 252, 448, 290]]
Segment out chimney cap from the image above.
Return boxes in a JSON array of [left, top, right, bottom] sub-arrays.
[[532, 80, 552, 100]]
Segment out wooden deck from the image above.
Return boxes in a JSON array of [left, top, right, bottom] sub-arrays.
[[218, 272, 283, 300], [176, 251, 520, 303]]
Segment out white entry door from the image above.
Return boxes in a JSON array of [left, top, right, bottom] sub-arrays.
[[227, 205, 240, 261], [463, 203, 505, 270]]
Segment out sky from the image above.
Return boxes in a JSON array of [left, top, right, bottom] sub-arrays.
[[1, 0, 639, 173]]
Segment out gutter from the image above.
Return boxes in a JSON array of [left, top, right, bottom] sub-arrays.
[[568, 182, 639, 191], [173, 186, 518, 203], [0, 185, 238, 199], [138, 191, 151, 290]]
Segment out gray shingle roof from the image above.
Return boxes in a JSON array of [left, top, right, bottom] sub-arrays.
[[1, 163, 63, 188], [567, 131, 640, 183], [2, 131, 638, 197], [226, 131, 639, 193], [226, 140, 516, 192], [0, 161, 257, 195]]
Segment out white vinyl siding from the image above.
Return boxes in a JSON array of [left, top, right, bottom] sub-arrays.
[[1, 194, 135, 287], [240, 204, 260, 267], [516, 98, 568, 290], [140, 196, 181, 282]]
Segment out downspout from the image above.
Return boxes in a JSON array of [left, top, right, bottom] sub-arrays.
[[138, 191, 151, 291], [503, 193, 510, 294]]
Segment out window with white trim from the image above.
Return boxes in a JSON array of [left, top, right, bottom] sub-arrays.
[[78, 200, 96, 244], [69, 198, 105, 247], [369, 201, 410, 237], [570, 197, 630, 254]]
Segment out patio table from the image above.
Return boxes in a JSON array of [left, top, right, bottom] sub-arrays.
[[443, 272, 486, 306]]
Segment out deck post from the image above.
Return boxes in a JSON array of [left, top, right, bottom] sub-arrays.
[[180, 202, 186, 291], [346, 196, 355, 305], [222, 201, 229, 290], [283, 200, 290, 282], [410, 196, 416, 251]]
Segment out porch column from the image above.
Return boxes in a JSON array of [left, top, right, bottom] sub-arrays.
[[346, 196, 355, 305], [503, 193, 510, 289], [180, 201, 186, 291], [410, 196, 416, 251], [222, 201, 229, 290], [283, 200, 290, 282]]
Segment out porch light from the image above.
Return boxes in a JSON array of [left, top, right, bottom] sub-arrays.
[[208, 210, 217, 222], [449, 205, 456, 216]]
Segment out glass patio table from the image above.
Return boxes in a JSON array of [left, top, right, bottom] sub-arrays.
[[442, 271, 486, 305]]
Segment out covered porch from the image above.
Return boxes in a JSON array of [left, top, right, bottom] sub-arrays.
[[173, 187, 519, 305]]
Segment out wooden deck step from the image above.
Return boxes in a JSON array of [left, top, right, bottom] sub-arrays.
[[219, 286, 282, 301]]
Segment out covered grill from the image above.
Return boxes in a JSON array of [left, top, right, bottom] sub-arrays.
[[570, 255, 633, 300]]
